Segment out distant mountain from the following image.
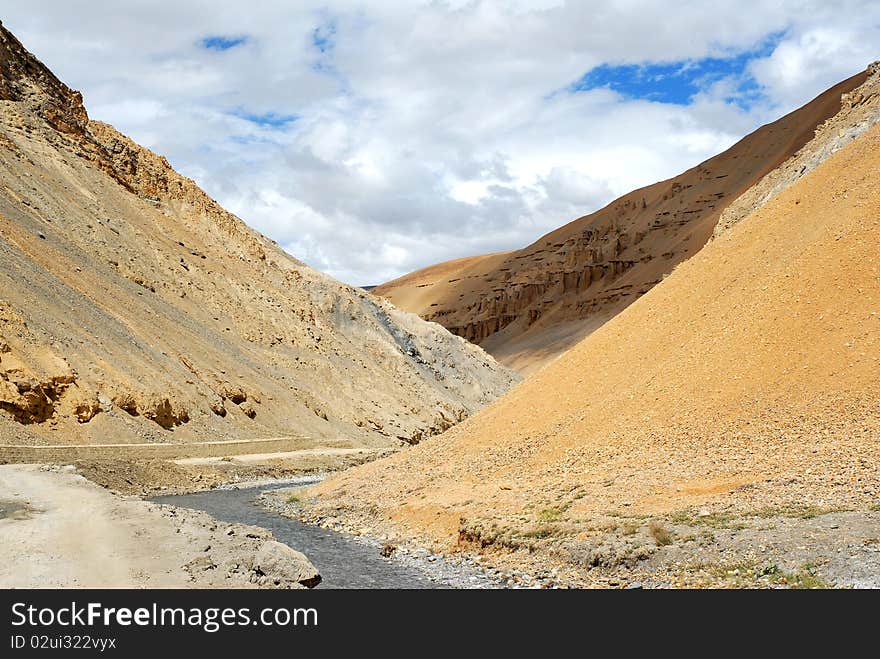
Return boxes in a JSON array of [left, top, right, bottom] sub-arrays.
[[375, 68, 871, 373]]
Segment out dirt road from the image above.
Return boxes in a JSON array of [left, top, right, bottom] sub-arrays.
[[0, 464, 318, 588]]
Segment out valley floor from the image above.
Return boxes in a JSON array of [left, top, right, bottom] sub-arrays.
[[1, 457, 876, 589]]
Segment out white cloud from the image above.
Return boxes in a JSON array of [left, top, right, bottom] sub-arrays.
[[3, 1, 879, 285]]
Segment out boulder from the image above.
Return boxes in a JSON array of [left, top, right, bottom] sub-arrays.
[[254, 540, 321, 589]]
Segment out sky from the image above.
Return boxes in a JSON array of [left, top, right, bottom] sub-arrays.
[[3, 1, 879, 286]]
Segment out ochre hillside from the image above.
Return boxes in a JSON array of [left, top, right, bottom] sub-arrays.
[[0, 22, 518, 447], [312, 121, 880, 555], [375, 68, 870, 372]]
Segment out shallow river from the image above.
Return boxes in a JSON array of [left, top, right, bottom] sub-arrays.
[[153, 482, 445, 589]]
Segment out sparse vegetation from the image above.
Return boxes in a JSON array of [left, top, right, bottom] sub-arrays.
[[781, 564, 831, 589], [752, 504, 849, 519], [665, 503, 851, 530], [620, 521, 640, 536], [522, 525, 558, 539], [668, 509, 749, 530], [536, 507, 565, 523], [649, 521, 673, 546], [702, 561, 831, 589]]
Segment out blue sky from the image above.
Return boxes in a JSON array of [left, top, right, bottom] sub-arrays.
[[3, 1, 878, 285], [200, 35, 248, 51], [312, 21, 336, 54], [571, 32, 785, 107], [233, 110, 299, 128]]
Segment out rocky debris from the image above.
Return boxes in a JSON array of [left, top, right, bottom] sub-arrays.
[[73, 397, 100, 423], [0, 374, 75, 424], [142, 397, 190, 430], [238, 400, 257, 420], [262, 489, 517, 589], [160, 506, 322, 589], [209, 398, 227, 417], [293, 493, 880, 589], [111, 392, 139, 416]]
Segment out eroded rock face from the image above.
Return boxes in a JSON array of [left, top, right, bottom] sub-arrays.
[[441, 224, 647, 344], [0, 22, 519, 445], [0, 306, 78, 425], [0, 22, 89, 134], [0, 376, 70, 424]]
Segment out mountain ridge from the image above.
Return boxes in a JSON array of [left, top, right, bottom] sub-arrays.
[[0, 22, 519, 447]]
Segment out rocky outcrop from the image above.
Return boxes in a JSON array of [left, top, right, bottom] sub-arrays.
[[0, 21, 89, 134], [441, 222, 649, 343]]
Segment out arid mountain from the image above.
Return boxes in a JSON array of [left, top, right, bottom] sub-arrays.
[[375, 68, 871, 373], [310, 119, 880, 566], [0, 22, 518, 447]]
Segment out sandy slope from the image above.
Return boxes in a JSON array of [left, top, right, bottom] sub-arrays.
[[0, 22, 518, 448], [309, 123, 880, 559], [375, 68, 871, 373]]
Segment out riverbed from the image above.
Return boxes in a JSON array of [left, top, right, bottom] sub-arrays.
[[153, 481, 505, 589]]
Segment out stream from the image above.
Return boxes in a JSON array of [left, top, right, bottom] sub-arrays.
[[153, 481, 497, 589]]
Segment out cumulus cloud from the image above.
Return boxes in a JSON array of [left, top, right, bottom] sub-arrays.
[[3, 1, 879, 284]]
